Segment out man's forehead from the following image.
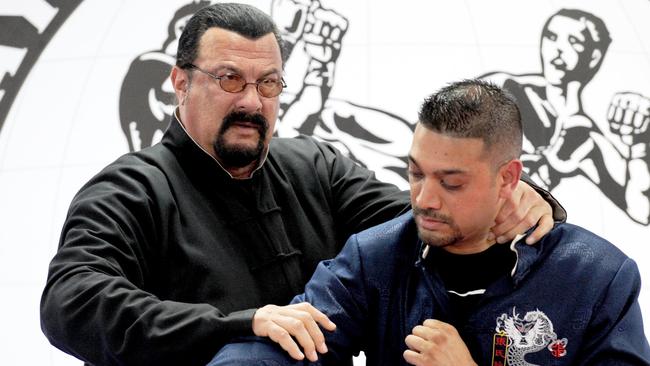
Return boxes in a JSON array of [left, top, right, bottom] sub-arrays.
[[410, 129, 488, 168], [196, 28, 282, 65]]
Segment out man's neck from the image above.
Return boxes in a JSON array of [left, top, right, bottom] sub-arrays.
[[221, 161, 258, 179]]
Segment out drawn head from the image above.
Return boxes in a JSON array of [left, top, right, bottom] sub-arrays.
[[541, 8, 611, 85], [163, 1, 212, 52]]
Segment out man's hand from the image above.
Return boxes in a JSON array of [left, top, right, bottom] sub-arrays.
[[252, 302, 336, 362], [403, 319, 477, 366], [491, 182, 554, 245]]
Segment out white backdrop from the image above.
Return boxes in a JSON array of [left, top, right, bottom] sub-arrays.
[[1, 0, 649, 365]]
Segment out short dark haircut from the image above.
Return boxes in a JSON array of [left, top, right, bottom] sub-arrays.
[[176, 2, 286, 68], [418, 79, 522, 165]]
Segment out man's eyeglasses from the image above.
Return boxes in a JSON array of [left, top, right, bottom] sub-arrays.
[[182, 63, 286, 98]]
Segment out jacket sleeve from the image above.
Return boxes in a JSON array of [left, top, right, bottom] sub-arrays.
[[39, 164, 256, 366], [298, 233, 369, 362], [578, 258, 650, 365], [206, 234, 370, 366]]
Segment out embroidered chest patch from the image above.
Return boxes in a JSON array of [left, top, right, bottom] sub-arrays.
[[492, 307, 568, 366]]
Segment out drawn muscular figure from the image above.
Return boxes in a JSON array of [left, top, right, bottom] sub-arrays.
[[482, 8, 650, 224], [119, 1, 210, 151], [272, 0, 414, 187]]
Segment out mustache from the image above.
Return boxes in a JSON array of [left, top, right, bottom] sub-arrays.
[[221, 111, 269, 134], [413, 206, 452, 224]]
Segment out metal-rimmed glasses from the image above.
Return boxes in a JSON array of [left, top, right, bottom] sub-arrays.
[[182, 63, 286, 98]]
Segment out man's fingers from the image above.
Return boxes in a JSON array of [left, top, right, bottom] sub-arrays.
[[494, 190, 519, 225], [492, 182, 554, 243], [494, 209, 537, 243], [403, 349, 424, 366], [492, 204, 525, 243], [525, 213, 554, 244], [272, 315, 320, 361], [404, 333, 429, 352], [294, 302, 336, 331], [290, 303, 335, 353], [253, 303, 336, 361], [266, 322, 306, 361]]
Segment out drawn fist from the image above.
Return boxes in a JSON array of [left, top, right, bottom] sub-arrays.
[[607, 92, 650, 146], [272, 0, 312, 49], [300, 1, 348, 62]]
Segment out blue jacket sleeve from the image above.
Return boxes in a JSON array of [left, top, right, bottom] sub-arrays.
[[578, 257, 650, 364], [207, 234, 370, 366], [296, 233, 369, 362]]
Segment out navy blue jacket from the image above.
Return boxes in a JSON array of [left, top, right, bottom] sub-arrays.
[[211, 212, 650, 365]]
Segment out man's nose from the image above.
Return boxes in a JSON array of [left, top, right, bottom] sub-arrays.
[[235, 83, 263, 112], [415, 179, 442, 210]]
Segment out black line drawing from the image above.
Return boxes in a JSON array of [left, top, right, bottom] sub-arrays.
[[271, 0, 414, 187], [481, 9, 650, 225], [119, 1, 211, 151], [0, 1, 82, 134]]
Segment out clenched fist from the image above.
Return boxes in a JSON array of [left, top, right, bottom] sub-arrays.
[[607, 92, 650, 146]]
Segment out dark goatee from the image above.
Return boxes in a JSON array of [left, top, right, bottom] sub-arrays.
[[214, 111, 269, 168]]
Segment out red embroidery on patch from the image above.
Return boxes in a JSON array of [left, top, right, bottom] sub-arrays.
[[492, 332, 509, 366], [548, 338, 568, 358]]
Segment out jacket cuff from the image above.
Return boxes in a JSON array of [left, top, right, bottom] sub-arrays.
[[224, 308, 258, 336]]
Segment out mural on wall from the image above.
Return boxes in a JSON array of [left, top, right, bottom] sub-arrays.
[[270, 0, 413, 187], [0, 0, 82, 134], [120, 1, 211, 152], [481, 9, 650, 225]]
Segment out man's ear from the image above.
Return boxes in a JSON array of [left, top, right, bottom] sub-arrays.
[[170, 66, 189, 105], [498, 159, 523, 199]]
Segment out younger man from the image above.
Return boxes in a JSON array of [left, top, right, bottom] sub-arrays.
[[210, 79, 650, 365]]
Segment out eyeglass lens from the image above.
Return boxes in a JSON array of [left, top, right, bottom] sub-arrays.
[[219, 74, 282, 98]]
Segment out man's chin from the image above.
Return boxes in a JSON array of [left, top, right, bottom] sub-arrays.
[[417, 229, 452, 248], [215, 143, 263, 168]]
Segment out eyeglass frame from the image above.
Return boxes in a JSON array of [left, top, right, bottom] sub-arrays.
[[181, 63, 286, 98]]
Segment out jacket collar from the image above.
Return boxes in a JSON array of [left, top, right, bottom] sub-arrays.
[[416, 223, 542, 286]]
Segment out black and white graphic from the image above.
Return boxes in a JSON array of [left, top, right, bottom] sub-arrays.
[[120, 1, 210, 151], [481, 9, 650, 225], [271, 0, 414, 187], [0, 0, 82, 134]]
